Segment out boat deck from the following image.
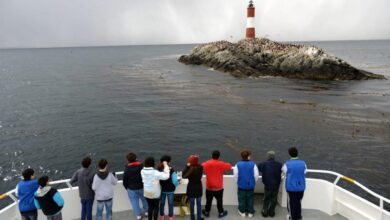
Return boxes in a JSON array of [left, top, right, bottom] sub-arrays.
[[72, 195, 347, 220]]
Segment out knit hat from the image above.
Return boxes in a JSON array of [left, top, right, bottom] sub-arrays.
[[188, 155, 199, 166], [267, 151, 275, 159]]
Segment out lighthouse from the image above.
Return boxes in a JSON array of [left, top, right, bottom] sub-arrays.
[[246, 0, 255, 39]]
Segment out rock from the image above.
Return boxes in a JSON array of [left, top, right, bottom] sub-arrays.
[[178, 38, 386, 80]]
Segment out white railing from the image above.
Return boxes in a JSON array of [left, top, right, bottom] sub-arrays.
[[1, 169, 389, 220], [307, 169, 390, 211]]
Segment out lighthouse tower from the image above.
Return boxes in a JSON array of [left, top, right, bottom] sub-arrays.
[[246, 0, 255, 39]]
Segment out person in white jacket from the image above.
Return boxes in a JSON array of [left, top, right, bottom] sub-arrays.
[[141, 156, 169, 220], [92, 159, 118, 220]]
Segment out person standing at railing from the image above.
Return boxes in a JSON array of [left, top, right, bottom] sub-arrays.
[[34, 176, 64, 220], [158, 155, 179, 220], [182, 155, 204, 220], [282, 147, 307, 220], [201, 150, 232, 218], [92, 159, 118, 220], [257, 151, 282, 217], [15, 168, 39, 220], [70, 156, 95, 220], [233, 150, 259, 218], [123, 152, 149, 220], [141, 157, 170, 220]]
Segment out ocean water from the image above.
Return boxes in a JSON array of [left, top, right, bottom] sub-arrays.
[[0, 40, 389, 202]]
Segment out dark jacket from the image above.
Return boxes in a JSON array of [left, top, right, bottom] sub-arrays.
[[182, 164, 203, 198], [160, 169, 176, 193], [258, 159, 282, 190], [17, 179, 39, 212], [123, 161, 143, 190], [70, 166, 95, 199], [34, 187, 64, 216]]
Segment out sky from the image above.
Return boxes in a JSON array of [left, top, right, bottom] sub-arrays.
[[0, 0, 389, 48]]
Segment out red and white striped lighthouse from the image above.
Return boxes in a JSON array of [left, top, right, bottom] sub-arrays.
[[246, 0, 255, 39]]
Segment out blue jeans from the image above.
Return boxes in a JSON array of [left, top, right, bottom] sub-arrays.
[[96, 199, 112, 220], [127, 189, 148, 217], [81, 198, 94, 220], [160, 192, 174, 217], [189, 197, 202, 220]]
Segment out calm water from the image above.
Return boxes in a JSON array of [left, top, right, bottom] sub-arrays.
[[0, 40, 389, 200]]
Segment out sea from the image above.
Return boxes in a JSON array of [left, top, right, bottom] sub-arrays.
[[0, 40, 389, 205]]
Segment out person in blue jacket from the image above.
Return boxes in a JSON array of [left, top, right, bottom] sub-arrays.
[[16, 168, 39, 220], [233, 150, 259, 218], [282, 147, 307, 220], [257, 151, 282, 217], [34, 175, 65, 220]]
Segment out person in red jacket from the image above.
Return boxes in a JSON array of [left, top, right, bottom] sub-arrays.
[[201, 150, 232, 218]]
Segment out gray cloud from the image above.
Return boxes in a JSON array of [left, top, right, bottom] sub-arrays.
[[0, 0, 389, 48]]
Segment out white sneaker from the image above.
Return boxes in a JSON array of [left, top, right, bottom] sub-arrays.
[[145, 212, 148, 217], [248, 213, 253, 218], [286, 214, 291, 220], [136, 216, 142, 220], [238, 210, 246, 217]]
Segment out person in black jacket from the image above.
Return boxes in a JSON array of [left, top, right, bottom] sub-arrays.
[[182, 155, 204, 220], [158, 155, 179, 220], [123, 152, 148, 220], [34, 176, 64, 220], [257, 151, 282, 217]]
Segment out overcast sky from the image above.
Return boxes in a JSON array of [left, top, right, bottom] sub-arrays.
[[0, 0, 389, 48]]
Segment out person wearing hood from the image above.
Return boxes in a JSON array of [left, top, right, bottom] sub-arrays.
[[92, 158, 118, 220], [182, 155, 204, 220], [70, 156, 95, 220], [34, 176, 64, 220], [141, 156, 170, 220], [16, 168, 39, 220], [123, 152, 148, 220]]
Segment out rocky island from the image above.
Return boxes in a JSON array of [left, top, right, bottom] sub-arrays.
[[179, 38, 385, 80]]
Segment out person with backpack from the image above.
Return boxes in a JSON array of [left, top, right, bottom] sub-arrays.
[[16, 168, 39, 220], [34, 176, 64, 220], [158, 155, 179, 220]]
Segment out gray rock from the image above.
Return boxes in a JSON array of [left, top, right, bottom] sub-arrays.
[[178, 38, 386, 80]]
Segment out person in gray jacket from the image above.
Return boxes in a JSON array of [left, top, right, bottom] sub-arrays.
[[70, 156, 95, 220], [92, 159, 118, 220]]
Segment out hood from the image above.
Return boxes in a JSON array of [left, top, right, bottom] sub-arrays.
[[97, 170, 109, 180], [36, 186, 51, 197]]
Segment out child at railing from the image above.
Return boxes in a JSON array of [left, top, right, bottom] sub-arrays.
[[92, 159, 118, 220], [34, 176, 64, 220], [16, 168, 39, 220], [158, 155, 179, 220]]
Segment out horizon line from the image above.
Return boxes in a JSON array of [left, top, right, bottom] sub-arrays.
[[1, 38, 389, 50]]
